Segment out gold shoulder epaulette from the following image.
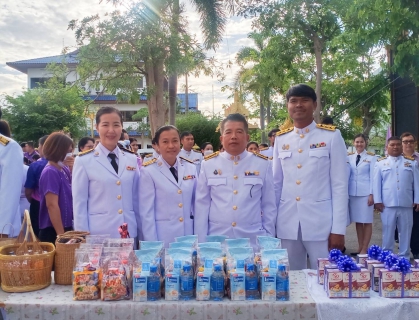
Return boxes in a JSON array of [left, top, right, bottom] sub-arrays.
[[0, 135, 10, 146], [254, 152, 268, 160], [404, 155, 414, 161], [78, 148, 95, 156], [179, 156, 194, 164], [143, 158, 157, 167], [347, 152, 354, 156], [367, 151, 375, 156], [259, 147, 268, 151], [204, 151, 219, 161], [145, 154, 153, 158], [377, 156, 387, 162], [275, 127, 294, 136], [192, 149, 201, 153], [119, 146, 135, 154], [316, 124, 336, 131]]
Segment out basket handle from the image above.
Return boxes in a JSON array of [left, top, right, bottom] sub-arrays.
[[23, 210, 38, 243], [1, 223, 14, 238]]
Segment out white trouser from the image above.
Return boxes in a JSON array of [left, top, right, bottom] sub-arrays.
[[281, 224, 329, 270], [381, 206, 413, 258]]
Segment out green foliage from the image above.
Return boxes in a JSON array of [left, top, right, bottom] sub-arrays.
[[175, 113, 222, 150], [1, 66, 87, 143]]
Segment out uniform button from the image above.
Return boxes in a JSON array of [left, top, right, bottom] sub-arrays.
[[234, 162, 238, 165], [118, 209, 123, 214], [178, 190, 182, 194], [296, 197, 300, 201], [296, 180, 301, 185], [117, 195, 121, 200], [232, 222, 236, 227], [178, 203, 183, 208], [179, 217, 184, 222], [116, 180, 121, 185], [297, 164, 302, 169], [234, 175, 238, 180], [233, 190, 238, 195], [300, 134, 304, 138], [233, 206, 237, 210], [298, 149, 303, 153]]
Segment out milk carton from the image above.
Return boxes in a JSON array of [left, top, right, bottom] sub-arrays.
[[379, 270, 410, 298], [317, 258, 329, 285], [409, 268, 419, 297], [372, 264, 384, 292], [355, 269, 370, 298]]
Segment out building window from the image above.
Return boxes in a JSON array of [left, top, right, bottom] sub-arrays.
[[30, 78, 50, 89], [137, 78, 144, 89], [121, 111, 137, 122]]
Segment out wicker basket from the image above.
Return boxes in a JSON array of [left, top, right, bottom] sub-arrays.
[[0, 210, 55, 292], [54, 233, 87, 285], [0, 224, 17, 286]]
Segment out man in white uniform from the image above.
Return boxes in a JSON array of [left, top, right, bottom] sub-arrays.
[[373, 136, 419, 258], [179, 132, 203, 175], [0, 133, 23, 237], [260, 129, 279, 159], [273, 84, 348, 270]]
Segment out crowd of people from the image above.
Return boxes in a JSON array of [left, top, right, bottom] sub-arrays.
[[0, 84, 418, 271]]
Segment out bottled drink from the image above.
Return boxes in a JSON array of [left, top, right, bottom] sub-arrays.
[[276, 264, 289, 301], [180, 265, 194, 300], [147, 265, 161, 301], [245, 264, 260, 300], [210, 265, 225, 301]]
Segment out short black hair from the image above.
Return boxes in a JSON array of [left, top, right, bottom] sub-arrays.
[[200, 142, 212, 150], [180, 131, 193, 140], [78, 137, 95, 150], [39, 135, 49, 146], [353, 133, 367, 142], [260, 143, 269, 148], [20, 142, 27, 148], [155, 125, 180, 144], [220, 113, 248, 133], [26, 141, 34, 148], [247, 141, 259, 149], [388, 136, 401, 143], [151, 137, 157, 145], [400, 132, 416, 141], [0, 120, 11, 137], [321, 116, 334, 125], [95, 106, 122, 124], [285, 84, 316, 102], [268, 128, 280, 137], [129, 137, 137, 143]]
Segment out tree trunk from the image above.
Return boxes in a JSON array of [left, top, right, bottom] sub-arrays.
[[266, 88, 271, 125], [168, 0, 180, 125], [145, 59, 166, 136], [260, 91, 266, 144], [145, 61, 156, 136], [362, 105, 374, 138], [185, 73, 189, 113], [155, 59, 165, 131], [313, 35, 323, 123], [168, 75, 177, 125]]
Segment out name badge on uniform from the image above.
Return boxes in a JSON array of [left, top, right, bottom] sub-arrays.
[[363, 159, 370, 163], [282, 144, 289, 150], [126, 166, 136, 171], [404, 162, 412, 167], [183, 175, 196, 180], [245, 171, 259, 176], [310, 142, 326, 149], [213, 169, 222, 175]]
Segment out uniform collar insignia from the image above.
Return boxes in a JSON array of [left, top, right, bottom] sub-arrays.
[[282, 144, 289, 150], [126, 166, 136, 171], [310, 142, 326, 149], [404, 162, 412, 167], [213, 169, 222, 175], [183, 175, 196, 180], [245, 171, 259, 176]]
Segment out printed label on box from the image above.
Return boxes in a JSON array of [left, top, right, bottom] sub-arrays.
[[230, 272, 245, 301], [165, 275, 180, 301]]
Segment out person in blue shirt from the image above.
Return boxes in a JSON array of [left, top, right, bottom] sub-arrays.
[[24, 135, 49, 237]]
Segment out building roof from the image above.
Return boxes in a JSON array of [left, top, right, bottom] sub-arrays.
[[6, 50, 79, 74]]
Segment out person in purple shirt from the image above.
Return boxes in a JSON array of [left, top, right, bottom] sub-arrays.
[[24, 135, 49, 237], [38, 133, 74, 244], [24, 141, 39, 164]]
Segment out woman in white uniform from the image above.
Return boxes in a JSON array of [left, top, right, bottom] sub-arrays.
[[139, 125, 197, 247], [72, 107, 141, 240], [348, 134, 377, 254]]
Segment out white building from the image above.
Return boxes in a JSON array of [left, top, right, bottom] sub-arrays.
[[6, 50, 199, 148]]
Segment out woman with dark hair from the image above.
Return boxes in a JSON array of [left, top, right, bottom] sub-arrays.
[[77, 137, 95, 153], [200, 142, 213, 156], [246, 141, 259, 153], [0, 120, 11, 137], [72, 107, 141, 240], [348, 133, 377, 254], [38, 132, 74, 243], [139, 125, 197, 247]]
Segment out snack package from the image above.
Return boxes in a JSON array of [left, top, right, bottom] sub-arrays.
[[133, 249, 162, 301], [225, 238, 250, 252], [226, 247, 253, 300], [139, 241, 165, 276], [260, 249, 289, 301], [164, 248, 193, 300], [104, 238, 135, 248], [206, 235, 228, 243], [85, 234, 110, 245], [257, 236, 281, 250], [101, 247, 132, 301], [175, 236, 198, 275], [198, 242, 222, 249], [73, 247, 103, 300], [196, 247, 224, 301]]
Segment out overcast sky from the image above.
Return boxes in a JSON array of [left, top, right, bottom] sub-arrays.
[[0, 0, 254, 115]]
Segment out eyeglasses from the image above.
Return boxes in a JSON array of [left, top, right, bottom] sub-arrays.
[[402, 140, 415, 144]]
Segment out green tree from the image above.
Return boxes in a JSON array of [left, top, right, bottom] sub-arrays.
[[175, 113, 222, 150], [1, 68, 87, 142]]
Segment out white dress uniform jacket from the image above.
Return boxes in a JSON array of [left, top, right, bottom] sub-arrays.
[[348, 150, 377, 196], [72, 143, 141, 238], [273, 121, 348, 241], [179, 148, 203, 175], [259, 146, 273, 158], [0, 134, 23, 236], [194, 150, 277, 248], [139, 156, 197, 247], [373, 155, 419, 207]]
